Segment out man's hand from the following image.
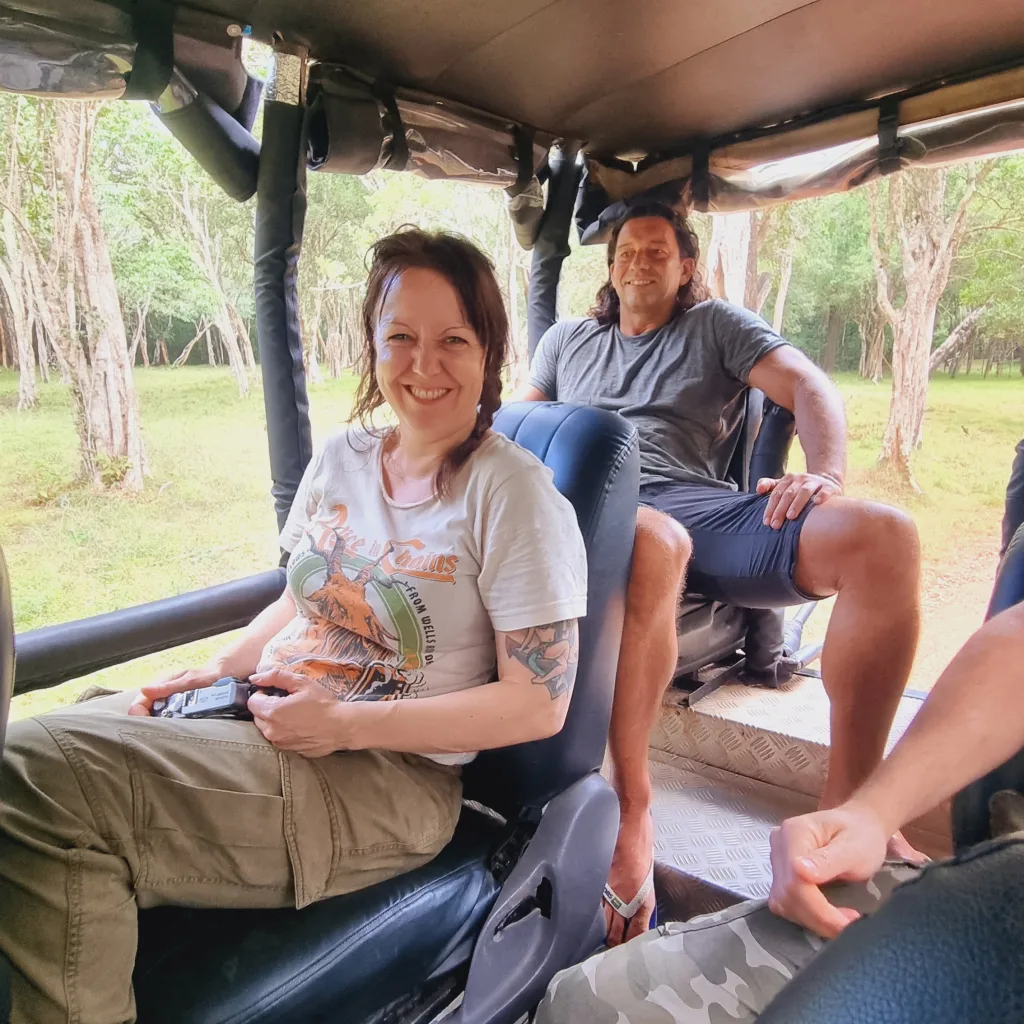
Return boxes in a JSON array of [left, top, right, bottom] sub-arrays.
[[127, 666, 222, 717], [757, 472, 843, 529], [603, 809, 656, 947], [768, 803, 889, 938], [247, 668, 349, 758]]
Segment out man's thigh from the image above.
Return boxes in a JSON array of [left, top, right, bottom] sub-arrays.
[[536, 863, 920, 1024], [640, 483, 817, 609]]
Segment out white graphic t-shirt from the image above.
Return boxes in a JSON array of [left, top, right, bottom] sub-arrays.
[[260, 428, 588, 764]]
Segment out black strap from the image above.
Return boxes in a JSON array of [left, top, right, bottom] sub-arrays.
[[374, 85, 409, 172], [506, 125, 536, 197], [123, 0, 175, 101], [877, 96, 902, 176], [689, 144, 710, 210]]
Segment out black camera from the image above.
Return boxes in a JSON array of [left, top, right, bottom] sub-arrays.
[[151, 677, 285, 720]]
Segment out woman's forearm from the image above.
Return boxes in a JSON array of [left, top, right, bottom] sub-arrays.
[[202, 590, 297, 679], [335, 678, 569, 754]]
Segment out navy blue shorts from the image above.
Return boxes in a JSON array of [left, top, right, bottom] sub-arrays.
[[639, 481, 817, 609]]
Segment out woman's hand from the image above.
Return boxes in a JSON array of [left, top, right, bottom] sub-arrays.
[[247, 668, 349, 758], [127, 666, 223, 717]]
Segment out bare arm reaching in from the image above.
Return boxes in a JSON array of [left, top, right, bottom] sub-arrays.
[[769, 602, 1024, 938]]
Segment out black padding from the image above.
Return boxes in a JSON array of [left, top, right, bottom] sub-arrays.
[[758, 838, 1024, 1024], [527, 146, 582, 358], [14, 570, 285, 696], [134, 811, 502, 1024], [254, 100, 314, 532], [748, 397, 796, 487], [954, 519, 1024, 850], [1001, 439, 1024, 559], [0, 547, 12, 758], [156, 92, 260, 202], [465, 402, 639, 815], [124, 0, 175, 101]]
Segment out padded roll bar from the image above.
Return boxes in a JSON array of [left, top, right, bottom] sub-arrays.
[[153, 69, 261, 202], [13, 569, 285, 695], [254, 45, 314, 531], [527, 144, 582, 358]]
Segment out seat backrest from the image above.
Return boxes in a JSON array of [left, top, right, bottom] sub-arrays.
[[953, 516, 1024, 850], [725, 390, 796, 493], [0, 545, 13, 758], [461, 402, 639, 818]]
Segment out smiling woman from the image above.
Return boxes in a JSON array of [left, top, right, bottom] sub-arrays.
[[0, 227, 590, 1024]]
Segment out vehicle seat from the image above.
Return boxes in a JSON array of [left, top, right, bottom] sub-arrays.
[[0, 548, 14, 1022], [127, 402, 639, 1024]]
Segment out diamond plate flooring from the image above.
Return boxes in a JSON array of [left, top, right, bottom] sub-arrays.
[[650, 751, 950, 901], [651, 675, 951, 845]]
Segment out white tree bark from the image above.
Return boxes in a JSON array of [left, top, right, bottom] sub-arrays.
[[772, 247, 794, 334], [707, 212, 751, 306]]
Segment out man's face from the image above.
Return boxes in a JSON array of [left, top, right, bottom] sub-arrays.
[[610, 217, 695, 324]]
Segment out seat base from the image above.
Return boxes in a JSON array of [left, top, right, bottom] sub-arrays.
[[133, 810, 502, 1024]]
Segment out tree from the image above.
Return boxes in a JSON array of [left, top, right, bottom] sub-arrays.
[[869, 165, 990, 488]]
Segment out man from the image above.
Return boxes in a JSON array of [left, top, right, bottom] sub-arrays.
[[520, 203, 922, 943], [535, 598, 1024, 1023]]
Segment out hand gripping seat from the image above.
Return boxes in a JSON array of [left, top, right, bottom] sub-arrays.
[[129, 402, 639, 1024]]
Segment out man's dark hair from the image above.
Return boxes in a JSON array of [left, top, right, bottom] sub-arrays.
[[589, 202, 711, 326]]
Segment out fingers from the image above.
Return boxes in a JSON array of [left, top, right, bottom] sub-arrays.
[[764, 478, 822, 528], [769, 884, 860, 940], [126, 693, 152, 717], [623, 892, 657, 943], [756, 477, 778, 495], [602, 903, 628, 948], [250, 669, 305, 693], [140, 669, 211, 700], [247, 689, 289, 718]]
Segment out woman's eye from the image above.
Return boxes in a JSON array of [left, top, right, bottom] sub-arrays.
[[387, 333, 412, 343], [445, 335, 469, 346]]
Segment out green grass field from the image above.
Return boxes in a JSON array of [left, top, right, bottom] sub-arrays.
[[1, 365, 1021, 716]]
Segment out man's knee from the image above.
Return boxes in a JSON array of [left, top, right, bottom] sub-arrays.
[[801, 498, 919, 590], [632, 508, 692, 590]]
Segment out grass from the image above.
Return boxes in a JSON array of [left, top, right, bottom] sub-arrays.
[[1, 365, 1021, 717]]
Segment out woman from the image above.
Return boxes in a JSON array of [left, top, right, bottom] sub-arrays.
[[0, 228, 588, 1024]]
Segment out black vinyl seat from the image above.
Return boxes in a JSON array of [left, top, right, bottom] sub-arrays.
[[134, 811, 502, 1024], [96, 401, 636, 1024]]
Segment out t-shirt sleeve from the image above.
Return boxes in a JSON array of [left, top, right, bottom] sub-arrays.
[[527, 322, 564, 398], [712, 300, 790, 383], [278, 446, 324, 553], [476, 465, 588, 633]]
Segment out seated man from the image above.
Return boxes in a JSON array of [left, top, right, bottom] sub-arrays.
[[537, 598, 1024, 1023], [520, 202, 922, 942]]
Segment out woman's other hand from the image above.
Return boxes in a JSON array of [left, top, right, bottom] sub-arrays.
[[127, 666, 223, 717], [248, 669, 347, 758]]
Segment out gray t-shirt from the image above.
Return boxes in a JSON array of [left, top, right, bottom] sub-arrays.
[[528, 299, 788, 490]]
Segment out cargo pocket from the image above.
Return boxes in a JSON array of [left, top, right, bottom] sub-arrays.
[[123, 728, 294, 907]]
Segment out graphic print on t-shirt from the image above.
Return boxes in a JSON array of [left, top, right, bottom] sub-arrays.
[[264, 503, 455, 700]]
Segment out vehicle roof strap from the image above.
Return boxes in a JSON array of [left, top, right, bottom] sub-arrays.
[[124, 0, 176, 102], [507, 125, 536, 198], [374, 85, 409, 172], [877, 95, 902, 176]]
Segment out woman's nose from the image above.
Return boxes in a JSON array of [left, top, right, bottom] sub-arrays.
[[411, 342, 441, 377]]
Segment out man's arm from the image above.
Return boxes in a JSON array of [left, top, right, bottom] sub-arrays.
[[769, 602, 1024, 937], [516, 384, 550, 401], [748, 346, 848, 528]]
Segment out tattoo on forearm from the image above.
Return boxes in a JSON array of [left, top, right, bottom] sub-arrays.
[[505, 619, 579, 700]]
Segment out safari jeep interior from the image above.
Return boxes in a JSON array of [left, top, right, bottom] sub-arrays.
[[2, 1, 1024, 1021]]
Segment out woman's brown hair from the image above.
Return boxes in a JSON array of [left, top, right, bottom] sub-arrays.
[[350, 226, 509, 499], [589, 202, 711, 326]]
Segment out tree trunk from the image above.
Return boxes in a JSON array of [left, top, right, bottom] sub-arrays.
[[821, 305, 842, 374], [928, 306, 987, 374], [707, 212, 750, 306], [772, 248, 794, 335], [868, 167, 988, 487], [863, 320, 885, 383], [0, 255, 37, 409]]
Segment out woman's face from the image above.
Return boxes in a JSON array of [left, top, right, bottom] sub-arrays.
[[374, 267, 487, 445]]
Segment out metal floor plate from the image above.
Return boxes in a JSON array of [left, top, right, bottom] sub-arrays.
[[650, 750, 951, 900]]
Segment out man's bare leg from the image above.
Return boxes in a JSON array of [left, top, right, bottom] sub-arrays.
[[793, 497, 921, 812], [605, 507, 691, 946]]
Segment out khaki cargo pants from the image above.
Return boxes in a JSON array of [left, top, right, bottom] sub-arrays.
[[0, 690, 462, 1024]]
